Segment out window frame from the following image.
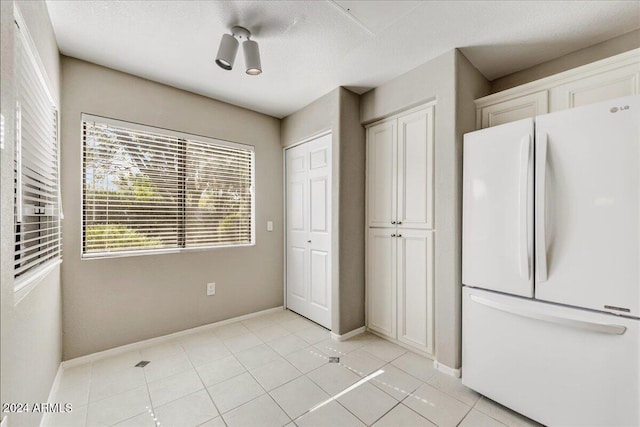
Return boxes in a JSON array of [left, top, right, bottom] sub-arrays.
[[80, 114, 256, 260], [13, 10, 62, 296]]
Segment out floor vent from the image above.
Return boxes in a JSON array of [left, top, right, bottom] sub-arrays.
[[329, 357, 340, 363], [135, 361, 150, 367]]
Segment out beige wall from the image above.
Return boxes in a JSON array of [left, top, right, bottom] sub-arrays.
[[337, 88, 366, 333], [281, 87, 365, 335], [491, 29, 640, 92], [453, 51, 492, 366], [60, 57, 283, 359], [0, 1, 62, 426], [360, 49, 489, 369]]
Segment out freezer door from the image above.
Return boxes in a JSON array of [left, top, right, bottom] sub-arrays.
[[535, 95, 640, 316], [462, 287, 639, 426], [463, 118, 534, 297]]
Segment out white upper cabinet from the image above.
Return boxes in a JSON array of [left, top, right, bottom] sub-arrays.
[[549, 62, 640, 111], [367, 120, 397, 228], [479, 91, 548, 129], [367, 105, 435, 229], [476, 49, 639, 129], [397, 107, 435, 230]]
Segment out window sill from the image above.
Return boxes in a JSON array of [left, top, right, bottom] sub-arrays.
[[13, 258, 62, 306], [81, 242, 256, 260]]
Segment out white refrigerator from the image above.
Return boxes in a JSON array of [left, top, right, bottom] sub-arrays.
[[462, 95, 639, 426]]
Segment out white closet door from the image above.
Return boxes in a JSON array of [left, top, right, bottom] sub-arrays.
[[306, 135, 332, 328], [367, 228, 397, 338], [397, 229, 434, 354], [285, 134, 332, 329], [397, 107, 434, 229], [367, 121, 397, 228], [286, 144, 309, 318]]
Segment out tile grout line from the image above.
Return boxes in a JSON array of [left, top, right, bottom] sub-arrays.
[[72, 311, 480, 427], [208, 314, 308, 423], [455, 403, 475, 427], [364, 399, 403, 426], [229, 334, 298, 425], [140, 357, 158, 427], [83, 362, 93, 427], [471, 397, 521, 427], [180, 331, 226, 425]]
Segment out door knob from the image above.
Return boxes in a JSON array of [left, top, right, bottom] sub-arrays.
[[307, 240, 312, 243]]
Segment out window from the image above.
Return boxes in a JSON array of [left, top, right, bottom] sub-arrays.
[[81, 115, 255, 258], [14, 24, 61, 286]]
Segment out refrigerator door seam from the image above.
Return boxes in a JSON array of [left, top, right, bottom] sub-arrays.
[[535, 131, 548, 282], [518, 134, 531, 280]]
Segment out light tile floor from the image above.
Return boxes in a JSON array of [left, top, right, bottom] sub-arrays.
[[47, 310, 541, 427]]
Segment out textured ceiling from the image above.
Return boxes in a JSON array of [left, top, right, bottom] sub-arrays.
[[46, 1, 640, 118]]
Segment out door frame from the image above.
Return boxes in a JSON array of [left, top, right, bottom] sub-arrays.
[[283, 129, 334, 330]]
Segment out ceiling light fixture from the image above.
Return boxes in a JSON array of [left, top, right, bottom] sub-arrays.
[[215, 26, 262, 75]]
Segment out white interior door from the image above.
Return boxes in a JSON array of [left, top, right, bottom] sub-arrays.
[[462, 118, 534, 297], [535, 95, 640, 317], [286, 134, 332, 329]]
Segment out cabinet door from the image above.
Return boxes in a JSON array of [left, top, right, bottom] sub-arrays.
[[397, 229, 434, 354], [367, 228, 397, 338], [367, 120, 397, 228], [397, 107, 434, 229], [480, 91, 548, 128], [549, 63, 640, 111]]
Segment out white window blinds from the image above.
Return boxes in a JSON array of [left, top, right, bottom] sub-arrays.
[[14, 26, 61, 283], [82, 115, 254, 258]]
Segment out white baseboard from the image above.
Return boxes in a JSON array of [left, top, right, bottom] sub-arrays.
[[39, 364, 64, 427], [62, 306, 284, 369], [434, 360, 461, 378], [330, 326, 366, 341], [366, 328, 435, 361]]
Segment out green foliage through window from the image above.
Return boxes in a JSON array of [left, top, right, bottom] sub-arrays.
[[82, 117, 254, 257]]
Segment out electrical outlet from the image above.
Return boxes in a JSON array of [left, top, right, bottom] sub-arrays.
[[207, 282, 216, 296], [267, 220, 273, 232]]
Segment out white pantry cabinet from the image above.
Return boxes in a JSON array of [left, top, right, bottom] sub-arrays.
[[366, 104, 435, 356], [367, 228, 434, 354], [476, 48, 639, 128], [367, 105, 434, 230]]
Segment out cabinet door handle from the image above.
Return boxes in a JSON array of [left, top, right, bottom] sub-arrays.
[[391, 234, 396, 237], [391, 221, 396, 224], [397, 234, 402, 238], [397, 221, 402, 225], [307, 240, 312, 243]]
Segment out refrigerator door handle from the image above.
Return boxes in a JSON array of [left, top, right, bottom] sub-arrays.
[[469, 294, 627, 335], [519, 135, 531, 280], [536, 132, 548, 282]]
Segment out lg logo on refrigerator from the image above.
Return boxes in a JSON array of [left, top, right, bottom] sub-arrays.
[[610, 105, 630, 113]]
